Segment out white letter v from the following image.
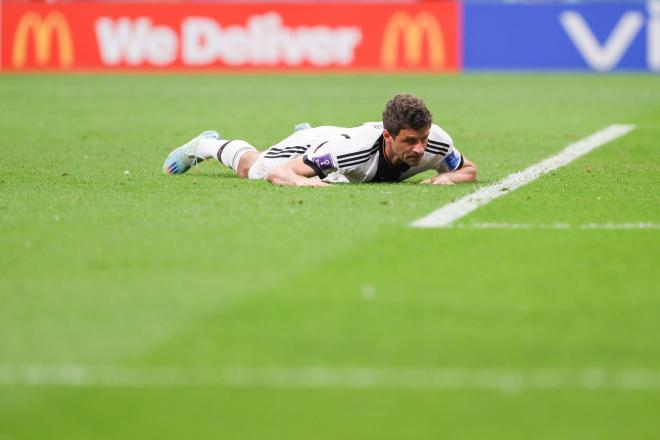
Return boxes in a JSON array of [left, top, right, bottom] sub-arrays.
[[560, 10, 644, 71]]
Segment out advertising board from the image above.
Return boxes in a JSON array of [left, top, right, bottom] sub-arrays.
[[464, 0, 659, 71], [1, 3, 461, 71]]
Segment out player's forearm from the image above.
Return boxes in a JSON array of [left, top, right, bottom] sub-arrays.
[[443, 165, 477, 183], [446, 159, 477, 183], [420, 161, 477, 185], [266, 168, 303, 186], [266, 165, 327, 187]]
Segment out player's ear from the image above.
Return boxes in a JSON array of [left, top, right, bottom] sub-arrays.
[[383, 129, 392, 140]]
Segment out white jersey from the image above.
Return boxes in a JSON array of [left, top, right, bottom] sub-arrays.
[[247, 122, 464, 183]]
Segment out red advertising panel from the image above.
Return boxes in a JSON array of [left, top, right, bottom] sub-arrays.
[[1, 2, 460, 71]]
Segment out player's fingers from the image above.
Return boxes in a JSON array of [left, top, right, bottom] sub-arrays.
[[298, 180, 330, 187], [420, 178, 432, 184], [307, 177, 331, 187]]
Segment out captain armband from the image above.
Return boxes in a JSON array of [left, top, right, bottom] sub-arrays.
[[443, 150, 464, 171]]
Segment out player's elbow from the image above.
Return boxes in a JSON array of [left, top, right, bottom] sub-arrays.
[[266, 165, 290, 186], [265, 168, 280, 185]]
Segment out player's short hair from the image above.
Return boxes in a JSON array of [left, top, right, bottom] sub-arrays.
[[382, 94, 433, 138]]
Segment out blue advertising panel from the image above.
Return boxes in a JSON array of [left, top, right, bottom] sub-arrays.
[[464, 1, 660, 71]]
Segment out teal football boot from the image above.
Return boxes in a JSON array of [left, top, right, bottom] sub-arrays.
[[162, 130, 220, 175]]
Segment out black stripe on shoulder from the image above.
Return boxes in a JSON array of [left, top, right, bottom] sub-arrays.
[[341, 134, 351, 139], [265, 149, 306, 156], [336, 135, 381, 159], [426, 143, 448, 150], [337, 146, 378, 166], [268, 145, 307, 152], [425, 146, 449, 154], [337, 144, 378, 161], [265, 148, 307, 158], [339, 156, 372, 168], [337, 145, 375, 160], [428, 139, 450, 148]]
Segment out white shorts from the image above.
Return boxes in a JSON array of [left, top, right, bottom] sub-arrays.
[[247, 126, 345, 180]]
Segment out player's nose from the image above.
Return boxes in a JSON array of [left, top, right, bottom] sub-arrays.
[[413, 142, 425, 155]]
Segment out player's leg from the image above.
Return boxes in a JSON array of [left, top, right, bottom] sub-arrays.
[[234, 150, 259, 178], [162, 123, 315, 177], [162, 131, 257, 178], [217, 141, 259, 178]]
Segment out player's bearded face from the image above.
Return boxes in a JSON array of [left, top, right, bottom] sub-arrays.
[[390, 127, 430, 166]]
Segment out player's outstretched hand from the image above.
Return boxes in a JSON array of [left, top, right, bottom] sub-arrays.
[[420, 175, 455, 185]]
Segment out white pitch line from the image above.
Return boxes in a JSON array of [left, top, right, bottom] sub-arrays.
[[452, 222, 660, 230], [1, 365, 660, 392], [412, 124, 636, 228]]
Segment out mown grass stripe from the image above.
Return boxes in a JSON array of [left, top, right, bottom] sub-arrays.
[[1, 365, 659, 392]]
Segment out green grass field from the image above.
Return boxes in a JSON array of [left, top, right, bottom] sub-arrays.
[[1, 73, 659, 439]]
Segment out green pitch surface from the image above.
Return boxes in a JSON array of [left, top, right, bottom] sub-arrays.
[[1, 74, 659, 439]]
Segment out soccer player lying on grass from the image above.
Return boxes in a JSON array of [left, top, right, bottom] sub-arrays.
[[162, 94, 477, 187]]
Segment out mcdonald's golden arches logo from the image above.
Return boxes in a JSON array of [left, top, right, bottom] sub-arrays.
[[381, 12, 445, 69], [12, 11, 74, 68]]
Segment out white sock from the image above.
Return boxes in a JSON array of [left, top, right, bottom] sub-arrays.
[[196, 138, 223, 160], [217, 140, 258, 171]]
